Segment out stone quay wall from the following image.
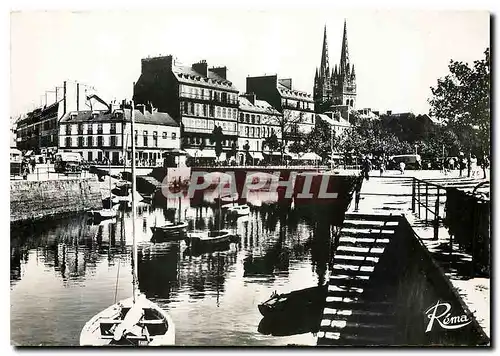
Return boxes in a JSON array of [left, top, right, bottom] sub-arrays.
[[10, 178, 102, 223]]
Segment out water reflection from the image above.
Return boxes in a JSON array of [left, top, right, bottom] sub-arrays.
[[11, 187, 339, 346]]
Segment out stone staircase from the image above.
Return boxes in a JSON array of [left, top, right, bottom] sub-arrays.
[[317, 213, 402, 346]]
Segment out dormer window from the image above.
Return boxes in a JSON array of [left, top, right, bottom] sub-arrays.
[[69, 112, 77, 120]]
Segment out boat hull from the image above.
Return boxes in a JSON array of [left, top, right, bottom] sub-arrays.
[[150, 223, 188, 242]]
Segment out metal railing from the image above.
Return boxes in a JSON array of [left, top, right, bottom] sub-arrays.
[[411, 177, 446, 241]]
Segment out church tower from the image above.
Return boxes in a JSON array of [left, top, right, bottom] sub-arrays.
[[332, 20, 357, 108], [314, 20, 357, 112]]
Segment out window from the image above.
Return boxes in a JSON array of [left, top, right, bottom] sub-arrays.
[[190, 102, 195, 115], [217, 107, 221, 117], [172, 132, 177, 140], [110, 136, 117, 147], [97, 136, 103, 146], [233, 109, 237, 119], [256, 127, 260, 137], [250, 127, 254, 137], [222, 108, 226, 118], [245, 114, 250, 123], [245, 127, 249, 136], [143, 131, 148, 146], [78, 123, 84, 134], [97, 123, 103, 134], [200, 88, 204, 99], [251, 115, 255, 124], [162, 132, 167, 139], [203, 104, 207, 117], [240, 113, 244, 122], [110, 123, 116, 134], [65, 137, 72, 147], [183, 102, 189, 114], [221, 92, 227, 103], [87, 136, 93, 147], [87, 124, 93, 134], [134, 130, 138, 146], [209, 105, 215, 117], [65, 124, 71, 135], [153, 131, 158, 147], [78, 136, 84, 146], [256, 115, 260, 124]]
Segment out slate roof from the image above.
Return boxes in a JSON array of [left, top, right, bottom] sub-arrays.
[[172, 64, 239, 92], [60, 109, 179, 127], [238, 97, 281, 115], [277, 82, 314, 102]]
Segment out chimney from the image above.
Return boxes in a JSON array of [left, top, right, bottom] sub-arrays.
[[76, 83, 80, 111], [141, 55, 173, 74], [278, 78, 292, 90], [210, 66, 227, 80], [192, 60, 208, 77], [242, 93, 256, 105], [387, 110, 392, 115], [136, 104, 146, 115]]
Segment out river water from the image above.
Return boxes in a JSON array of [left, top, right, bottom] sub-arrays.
[[10, 189, 337, 346]]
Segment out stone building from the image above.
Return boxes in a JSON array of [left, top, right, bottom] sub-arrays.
[[237, 93, 282, 165], [16, 81, 101, 154], [58, 102, 180, 166], [133, 56, 239, 162], [246, 75, 315, 147]]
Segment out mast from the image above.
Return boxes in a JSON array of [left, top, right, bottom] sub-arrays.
[[131, 98, 138, 303], [109, 159, 112, 209]]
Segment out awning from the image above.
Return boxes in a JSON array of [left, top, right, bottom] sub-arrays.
[[216, 152, 227, 161], [252, 152, 264, 160], [164, 148, 187, 156], [11, 148, 22, 155], [299, 152, 322, 161], [24, 150, 33, 156], [185, 149, 217, 159]]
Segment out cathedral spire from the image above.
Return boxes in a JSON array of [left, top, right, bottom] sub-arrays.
[[320, 24, 329, 79], [351, 64, 356, 77], [340, 19, 350, 76]]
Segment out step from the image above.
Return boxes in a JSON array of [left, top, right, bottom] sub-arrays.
[[338, 236, 391, 246], [333, 254, 380, 265], [337, 246, 386, 255], [343, 219, 400, 228]]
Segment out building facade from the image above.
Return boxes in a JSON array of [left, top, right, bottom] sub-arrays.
[[133, 56, 239, 161], [246, 75, 315, 146], [314, 21, 357, 114], [237, 94, 282, 165], [58, 103, 180, 166], [16, 81, 101, 154]]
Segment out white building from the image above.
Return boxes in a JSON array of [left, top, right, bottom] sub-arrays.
[[58, 103, 180, 166]]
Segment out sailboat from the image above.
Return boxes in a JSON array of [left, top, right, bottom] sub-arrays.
[[150, 197, 188, 242], [80, 100, 175, 346], [88, 161, 118, 221]]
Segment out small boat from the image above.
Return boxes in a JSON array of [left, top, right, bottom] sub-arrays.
[[80, 293, 175, 346], [258, 285, 327, 317], [88, 208, 118, 220], [151, 197, 187, 242], [150, 221, 188, 241], [227, 204, 250, 216], [188, 230, 233, 248]]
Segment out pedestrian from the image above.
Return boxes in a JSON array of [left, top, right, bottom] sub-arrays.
[[361, 156, 372, 181], [399, 161, 406, 175], [448, 157, 455, 171], [470, 155, 478, 177], [30, 157, 36, 174], [21, 161, 29, 180], [459, 155, 466, 177], [379, 160, 385, 176]]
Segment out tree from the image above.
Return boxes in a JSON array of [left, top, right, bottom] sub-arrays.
[[429, 48, 490, 177], [266, 109, 308, 165], [211, 125, 223, 161]]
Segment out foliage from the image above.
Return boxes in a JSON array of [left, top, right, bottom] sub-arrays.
[[429, 48, 490, 157], [262, 132, 280, 152], [211, 126, 223, 158]]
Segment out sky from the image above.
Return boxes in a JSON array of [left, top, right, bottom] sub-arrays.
[[10, 7, 490, 118]]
